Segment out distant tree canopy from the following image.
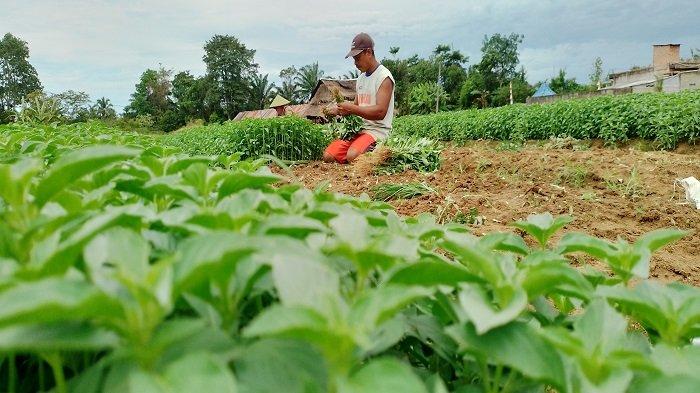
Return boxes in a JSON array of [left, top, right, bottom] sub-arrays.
[[0, 33, 42, 122], [7, 30, 607, 130]]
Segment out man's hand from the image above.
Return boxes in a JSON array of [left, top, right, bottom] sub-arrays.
[[338, 101, 354, 116], [323, 104, 340, 117]]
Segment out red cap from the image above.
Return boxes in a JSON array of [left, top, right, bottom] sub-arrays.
[[345, 33, 374, 58]]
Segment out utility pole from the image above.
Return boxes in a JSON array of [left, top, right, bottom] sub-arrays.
[[436, 60, 442, 113]]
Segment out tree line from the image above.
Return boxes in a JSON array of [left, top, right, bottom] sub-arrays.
[[2, 31, 622, 131]]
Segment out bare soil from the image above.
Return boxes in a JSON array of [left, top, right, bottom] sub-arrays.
[[286, 141, 700, 285]]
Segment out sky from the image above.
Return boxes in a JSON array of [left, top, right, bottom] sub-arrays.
[[2, 0, 699, 110]]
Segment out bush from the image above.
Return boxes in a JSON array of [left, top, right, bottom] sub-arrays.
[[164, 115, 332, 161], [394, 90, 700, 149]]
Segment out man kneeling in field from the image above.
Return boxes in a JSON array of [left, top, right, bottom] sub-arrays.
[[323, 32, 395, 163]]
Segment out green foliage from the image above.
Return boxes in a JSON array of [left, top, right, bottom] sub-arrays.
[[203, 34, 258, 119], [248, 73, 276, 110], [408, 83, 448, 115], [171, 71, 216, 122], [477, 33, 524, 92], [0, 122, 697, 393], [371, 182, 435, 201], [589, 57, 604, 86], [378, 135, 442, 174], [550, 69, 586, 94], [0, 33, 42, 121], [383, 44, 468, 114], [124, 67, 183, 132], [394, 90, 700, 149], [15, 92, 62, 124], [165, 116, 331, 161], [295, 62, 324, 102], [51, 90, 91, 123], [327, 115, 364, 140], [278, 66, 301, 104], [89, 97, 117, 120]]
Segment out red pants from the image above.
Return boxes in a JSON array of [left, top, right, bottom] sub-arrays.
[[324, 133, 376, 163]]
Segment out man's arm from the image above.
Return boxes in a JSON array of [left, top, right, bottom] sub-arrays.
[[339, 77, 393, 120]]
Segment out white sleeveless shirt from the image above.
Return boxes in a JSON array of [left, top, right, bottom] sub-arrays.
[[356, 64, 395, 141]]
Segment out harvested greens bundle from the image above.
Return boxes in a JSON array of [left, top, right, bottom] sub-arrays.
[[327, 115, 364, 140], [376, 135, 442, 174]]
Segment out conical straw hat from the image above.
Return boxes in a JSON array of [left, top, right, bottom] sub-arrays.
[[269, 94, 291, 108]]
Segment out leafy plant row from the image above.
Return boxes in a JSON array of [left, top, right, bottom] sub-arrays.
[[164, 116, 332, 161], [394, 90, 700, 149], [0, 123, 698, 392]]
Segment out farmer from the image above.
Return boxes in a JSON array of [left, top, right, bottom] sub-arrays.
[[269, 94, 291, 116], [323, 32, 395, 163]]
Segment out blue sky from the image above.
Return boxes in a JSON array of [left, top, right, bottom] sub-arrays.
[[2, 0, 699, 110]]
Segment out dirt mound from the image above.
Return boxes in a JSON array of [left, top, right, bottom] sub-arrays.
[[287, 141, 700, 285]]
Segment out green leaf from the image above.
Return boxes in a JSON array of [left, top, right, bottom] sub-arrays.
[[350, 285, 433, 330], [458, 285, 528, 334], [520, 261, 594, 301], [162, 352, 237, 393], [599, 282, 700, 344], [634, 228, 687, 253], [165, 156, 214, 174], [243, 305, 329, 339], [258, 215, 328, 237], [235, 339, 328, 393], [338, 357, 428, 393], [441, 232, 504, 285], [387, 262, 482, 287], [0, 157, 42, 206], [629, 374, 700, 393], [30, 207, 142, 275], [648, 344, 700, 377], [0, 322, 118, 351], [34, 145, 140, 206], [0, 277, 121, 327], [270, 251, 339, 313], [446, 321, 567, 390], [217, 168, 282, 200], [84, 227, 150, 286], [479, 232, 530, 255], [512, 213, 573, 247], [173, 232, 260, 292]]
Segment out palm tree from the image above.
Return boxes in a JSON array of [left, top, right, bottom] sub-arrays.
[[90, 97, 116, 119], [295, 62, 324, 102], [248, 73, 276, 109], [277, 81, 299, 104], [342, 70, 359, 79]]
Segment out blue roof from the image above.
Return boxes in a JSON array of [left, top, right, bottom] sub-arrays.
[[533, 83, 556, 97]]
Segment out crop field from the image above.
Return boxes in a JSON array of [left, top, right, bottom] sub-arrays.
[[394, 90, 700, 149], [1, 90, 700, 393]]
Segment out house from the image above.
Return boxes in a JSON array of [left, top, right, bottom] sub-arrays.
[[233, 78, 357, 122], [603, 44, 700, 93]]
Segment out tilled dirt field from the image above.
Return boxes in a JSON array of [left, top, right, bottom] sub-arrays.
[[287, 140, 700, 285]]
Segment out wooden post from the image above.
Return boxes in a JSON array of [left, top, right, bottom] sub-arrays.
[[509, 81, 514, 105]]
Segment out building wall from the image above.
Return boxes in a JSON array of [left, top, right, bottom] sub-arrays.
[[631, 83, 657, 93], [663, 74, 681, 93], [653, 44, 681, 74], [680, 71, 700, 91], [611, 69, 654, 88]]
